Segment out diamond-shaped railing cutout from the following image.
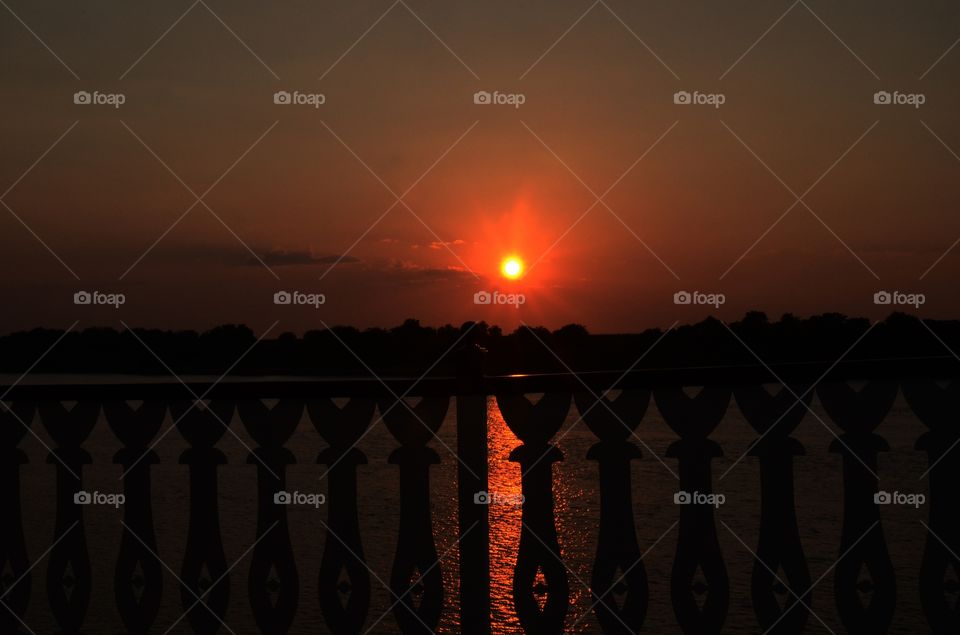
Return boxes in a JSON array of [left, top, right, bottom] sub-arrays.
[[197, 563, 213, 602], [608, 566, 628, 610], [771, 566, 789, 612], [681, 386, 705, 399], [265, 563, 281, 607], [62, 561, 76, 601], [131, 560, 146, 603], [407, 567, 426, 611], [409, 573, 425, 596], [331, 397, 351, 411], [855, 563, 875, 607], [691, 565, 709, 611], [336, 566, 353, 609], [533, 567, 549, 611]]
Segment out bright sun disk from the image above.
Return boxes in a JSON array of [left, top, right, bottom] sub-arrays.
[[501, 256, 523, 279]]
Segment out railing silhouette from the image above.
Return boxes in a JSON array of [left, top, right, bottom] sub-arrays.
[[0, 352, 958, 634]]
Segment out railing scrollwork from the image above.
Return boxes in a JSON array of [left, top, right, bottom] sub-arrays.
[[0, 356, 957, 633]]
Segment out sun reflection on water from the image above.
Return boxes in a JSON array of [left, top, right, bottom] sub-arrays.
[[485, 396, 593, 632], [486, 397, 525, 631]]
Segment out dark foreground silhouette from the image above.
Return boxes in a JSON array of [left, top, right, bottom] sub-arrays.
[[0, 312, 958, 634], [0, 311, 957, 376]]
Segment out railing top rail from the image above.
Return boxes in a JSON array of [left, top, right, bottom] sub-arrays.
[[0, 355, 956, 400]]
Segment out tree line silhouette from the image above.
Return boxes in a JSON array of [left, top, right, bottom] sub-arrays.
[[0, 312, 955, 376]]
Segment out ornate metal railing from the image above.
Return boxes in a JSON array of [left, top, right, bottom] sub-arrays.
[[1, 354, 958, 634]]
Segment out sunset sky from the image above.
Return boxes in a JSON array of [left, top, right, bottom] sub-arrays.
[[2, 1, 960, 333]]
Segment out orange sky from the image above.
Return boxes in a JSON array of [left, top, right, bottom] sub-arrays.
[[2, 1, 960, 333]]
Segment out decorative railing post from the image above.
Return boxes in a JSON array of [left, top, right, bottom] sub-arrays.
[[309, 397, 376, 634], [734, 384, 812, 633], [104, 400, 167, 635], [380, 396, 450, 634], [0, 401, 36, 634], [818, 380, 897, 633], [174, 400, 235, 634], [40, 400, 99, 635], [497, 391, 571, 634], [902, 378, 960, 633], [455, 344, 491, 634], [238, 399, 303, 635], [576, 388, 651, 634], [654, 385, 731, 635]]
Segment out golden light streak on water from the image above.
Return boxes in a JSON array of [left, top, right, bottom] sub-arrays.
[[485, 396, 594, 632]]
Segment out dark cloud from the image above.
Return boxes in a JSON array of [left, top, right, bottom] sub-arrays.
[[244, 249, 361, 266], [372, 259, 479, 285]]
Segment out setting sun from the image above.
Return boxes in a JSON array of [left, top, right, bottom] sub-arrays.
[[501, 257, 524, 280]]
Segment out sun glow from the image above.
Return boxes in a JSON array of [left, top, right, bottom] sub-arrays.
[[501, 256, 524, 279]]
